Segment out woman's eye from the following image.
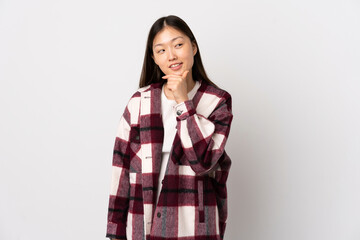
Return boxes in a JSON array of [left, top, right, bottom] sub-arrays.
[[157, 49, 164, 53], [175, 43, 183, 47]]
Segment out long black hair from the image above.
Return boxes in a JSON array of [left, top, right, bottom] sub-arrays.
[[139, 15, 217, 88]]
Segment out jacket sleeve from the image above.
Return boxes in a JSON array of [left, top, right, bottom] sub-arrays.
[[175, 91, 233, 175], [106, 102, 133, 239]]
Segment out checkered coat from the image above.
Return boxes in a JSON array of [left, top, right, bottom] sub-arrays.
[[106, 79, 233, 240]]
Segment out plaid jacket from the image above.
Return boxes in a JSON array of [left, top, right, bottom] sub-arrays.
[[106, 79, 233, 240]]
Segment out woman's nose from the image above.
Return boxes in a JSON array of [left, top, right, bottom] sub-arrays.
[[168, 49, 177, 61]]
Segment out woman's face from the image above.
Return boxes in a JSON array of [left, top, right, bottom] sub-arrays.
[[152, 26, 197, 77]]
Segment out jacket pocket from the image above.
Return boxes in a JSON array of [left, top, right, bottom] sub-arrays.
[[198, 179, 204, 223]]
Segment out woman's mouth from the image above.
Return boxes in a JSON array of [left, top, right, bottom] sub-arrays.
[[169, 63, 182, 71]]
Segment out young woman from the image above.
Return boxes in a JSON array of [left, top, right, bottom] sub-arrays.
[[106, 15, 233, 240]]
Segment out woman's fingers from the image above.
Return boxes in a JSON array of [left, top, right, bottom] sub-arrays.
[[162, 70, 189, 80], [162, 70, 190, 103], [162, 71, 189, 88]]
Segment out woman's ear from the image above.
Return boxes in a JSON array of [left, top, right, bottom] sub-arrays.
[[192, 41, 198, 56]]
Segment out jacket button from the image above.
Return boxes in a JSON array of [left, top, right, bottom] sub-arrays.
[[176, 110, 183, 116], [157, 212, 161, 218]]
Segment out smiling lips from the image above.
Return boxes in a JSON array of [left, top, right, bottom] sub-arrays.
[[169, 62, 182, 70]]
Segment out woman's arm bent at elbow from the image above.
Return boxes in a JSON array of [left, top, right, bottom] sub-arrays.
[[175, 91, 233, 175]]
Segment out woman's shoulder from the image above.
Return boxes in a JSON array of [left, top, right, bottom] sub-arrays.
[[137, 84, 152, 93], [133, 81, 162, 94], [128, 83, 161, 105], [192, 80, 232, 116], [127, 84, 152, 99], [199, 80, 232, 100]]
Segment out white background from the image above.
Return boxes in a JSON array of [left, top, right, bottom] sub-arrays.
[[1, 0, 359, 239]]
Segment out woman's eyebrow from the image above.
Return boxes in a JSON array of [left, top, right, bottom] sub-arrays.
[[153, 36, 184, 48]]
